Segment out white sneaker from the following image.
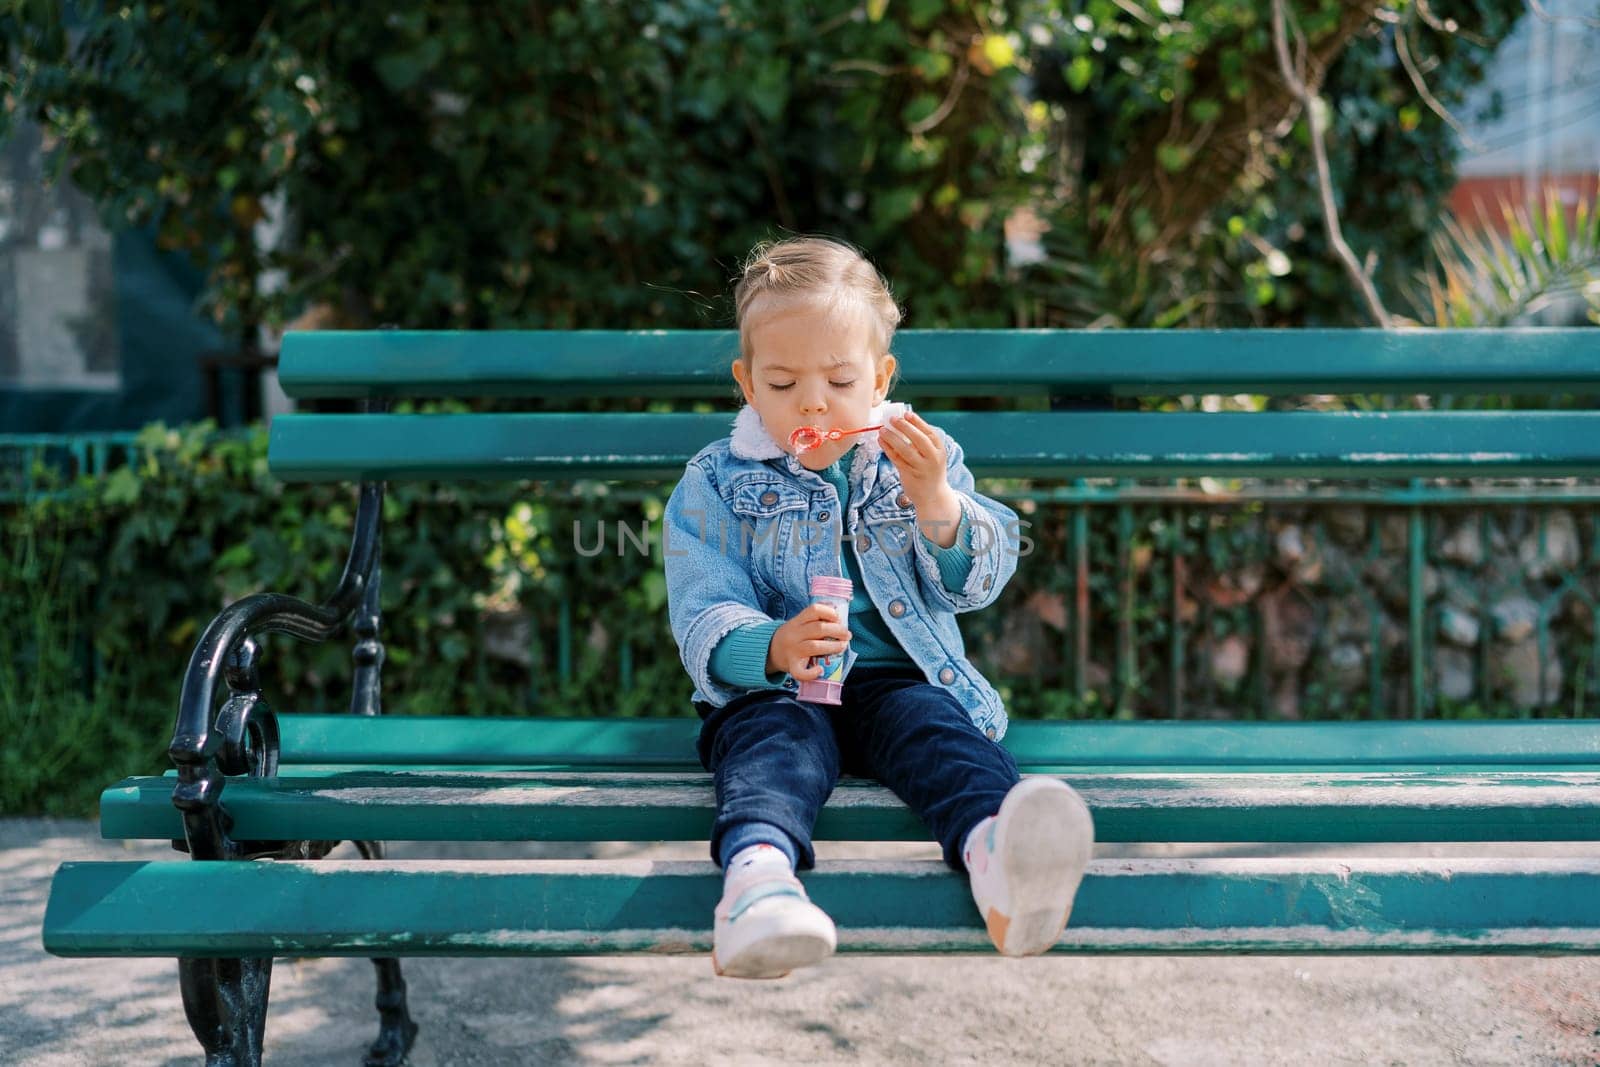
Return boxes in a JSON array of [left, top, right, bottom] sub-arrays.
[[965, 777, 1095, 957], [712, 872, 837, 979]]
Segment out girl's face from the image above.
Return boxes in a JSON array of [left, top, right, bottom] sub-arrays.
[[732, 303, 897, 471]]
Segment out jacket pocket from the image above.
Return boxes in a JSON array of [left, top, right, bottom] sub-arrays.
[[729, 478, 809, 519], [726, 478, 807, 586]]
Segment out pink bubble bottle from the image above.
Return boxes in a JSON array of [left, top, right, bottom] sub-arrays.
[[798, 575, 853, 705]]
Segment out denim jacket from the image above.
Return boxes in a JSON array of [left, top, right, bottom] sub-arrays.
[[663, 402, 1023, 740]]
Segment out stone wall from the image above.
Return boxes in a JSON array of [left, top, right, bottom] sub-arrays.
[[976, 498, 1598, 719]]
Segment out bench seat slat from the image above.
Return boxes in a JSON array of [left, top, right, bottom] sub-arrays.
[[156, 761, 1600, 777], [98, 770, 1600, 844], [266, 411, 1600, 482], [270, 715, 1600, 768], [276, 329, 1600, 399], [44, 858, 1600, 957]]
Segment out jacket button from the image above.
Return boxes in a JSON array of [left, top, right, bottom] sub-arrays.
[[895, 492, 911, 509], [984, 726, 998, 740], [760, 490, 778, 506], [819, 510, 830, 521], [938, 667, 955, 684], [982, 575, 993, 591], [889, 599, 907, 618]]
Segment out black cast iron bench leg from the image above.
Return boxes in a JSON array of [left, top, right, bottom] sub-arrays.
[[179, 955, 272, 1067], [355, 839, 419, 1067]]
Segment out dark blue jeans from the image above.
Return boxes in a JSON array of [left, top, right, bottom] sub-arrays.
[[695, 665, 1021, 871]]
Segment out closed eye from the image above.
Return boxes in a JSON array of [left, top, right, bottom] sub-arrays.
[[768, 379, 857, 391]]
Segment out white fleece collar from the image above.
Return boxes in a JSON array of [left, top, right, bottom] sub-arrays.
[[728, 401, 912, 485]]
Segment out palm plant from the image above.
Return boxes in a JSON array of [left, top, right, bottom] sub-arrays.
[[1415, 182, 1600, 328]]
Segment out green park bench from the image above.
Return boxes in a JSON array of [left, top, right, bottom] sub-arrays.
[[42, 328, 1600, 1067]]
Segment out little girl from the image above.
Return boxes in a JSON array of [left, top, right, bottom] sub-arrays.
[[663, 236, 1094, 979]]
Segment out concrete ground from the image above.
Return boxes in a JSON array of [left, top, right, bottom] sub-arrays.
[[3, 819, 1598, 1066]]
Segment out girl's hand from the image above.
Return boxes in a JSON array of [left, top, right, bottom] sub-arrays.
[[879, 412, 956, 514], [767, 602, 852, 680]]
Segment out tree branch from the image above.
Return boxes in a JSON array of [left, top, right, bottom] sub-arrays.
[[1394, 17, 1484, 152], [1271, 0, 1393, 328], [907, 56, 970, 135]]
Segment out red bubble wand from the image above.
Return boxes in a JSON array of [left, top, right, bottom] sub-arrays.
[[788, 423, 884, 453]]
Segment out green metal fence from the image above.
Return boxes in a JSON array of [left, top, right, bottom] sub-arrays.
[[0, 433, 142, 503], [987, 480, 1600, 720]]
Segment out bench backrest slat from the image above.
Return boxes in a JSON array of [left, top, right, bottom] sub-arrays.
[[267, 410, 1600, 482], [277, 329, 1600, 398]]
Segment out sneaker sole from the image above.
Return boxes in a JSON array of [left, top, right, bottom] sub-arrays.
[[713, 929, 836, 980], [713, 900, 837, 980], [987, 778, 1095, 957]]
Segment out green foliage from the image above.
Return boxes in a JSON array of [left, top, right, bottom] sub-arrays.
[[1, 1, 1528, 338], [2, 1, 1033, 335]]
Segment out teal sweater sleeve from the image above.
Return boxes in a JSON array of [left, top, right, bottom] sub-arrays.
[[919, 504, 974, 592], [708, 620, 785, 689]]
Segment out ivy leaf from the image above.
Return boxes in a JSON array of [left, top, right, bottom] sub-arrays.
[[1067, 56, 1094, 93], [902, 92, 941, 128], [874, 186, 920, 225], [748, 57, 790, 122], [1155, 142, 1191, 173], [216, 543, 255, 570], [907, 0, 944, 28], [103, 468, 141, 506], [376, 39, 444, 92]]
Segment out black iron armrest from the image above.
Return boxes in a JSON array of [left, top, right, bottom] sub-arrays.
[[169, 482, 383, 858]]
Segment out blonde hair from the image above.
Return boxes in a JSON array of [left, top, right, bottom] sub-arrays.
[[733, 236, 902, 366]]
